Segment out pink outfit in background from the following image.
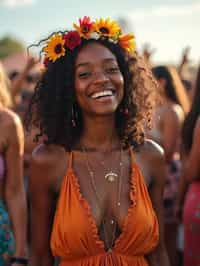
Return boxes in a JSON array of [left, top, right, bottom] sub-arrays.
[[183, 181, 200, 266]]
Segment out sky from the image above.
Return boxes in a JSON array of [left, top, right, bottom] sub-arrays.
[[0, 0, 200, 65]]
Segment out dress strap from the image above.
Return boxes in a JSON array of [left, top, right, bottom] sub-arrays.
[[68, 151, 73, 170], [129, 146, 135, 165]]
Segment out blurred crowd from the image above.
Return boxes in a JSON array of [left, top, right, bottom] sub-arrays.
[[0, 40, 199, 266]]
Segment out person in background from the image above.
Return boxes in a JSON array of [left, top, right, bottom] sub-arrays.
[[177, 64, 200, 266], [25, 16, 169, 266], [148, 65, 190, 266], [10, 57, 40, 107], [0, 62, 27, 265], [142, 42, 156, 67], [178, 47, 193, 102]]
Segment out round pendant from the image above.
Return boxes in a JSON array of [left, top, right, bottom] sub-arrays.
[[105, 171, 118, 182]]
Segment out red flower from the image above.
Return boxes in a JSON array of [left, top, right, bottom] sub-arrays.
[[79, 16, 93, 33], [73, 16, 94, 38], [43, 57, 50, 67], [63, 31, 81, 50]]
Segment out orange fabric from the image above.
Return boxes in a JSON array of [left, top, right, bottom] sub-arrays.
[[51, 149, 159, 265]]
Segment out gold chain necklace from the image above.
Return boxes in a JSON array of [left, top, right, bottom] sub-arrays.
[[82, 146, 123, 251], [83, 145, 120, 183]]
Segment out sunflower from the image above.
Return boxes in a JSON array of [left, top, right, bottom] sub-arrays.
[[43, 33, 65, 62], [94, 18, 121, 39], [119, 34, 136, 53], [73, 16, 94, 39]]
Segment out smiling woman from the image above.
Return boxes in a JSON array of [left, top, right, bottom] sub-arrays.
[[25, 16, 169, 266]]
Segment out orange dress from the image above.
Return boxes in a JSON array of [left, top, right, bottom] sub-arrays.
[[51, 149, 159, 265]]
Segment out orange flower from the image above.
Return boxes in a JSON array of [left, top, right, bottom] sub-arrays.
[[119, 34, 136, 53], [73, 16, 94, 39]]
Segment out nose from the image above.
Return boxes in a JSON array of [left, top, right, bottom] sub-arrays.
[[93, 71, 109, 84]]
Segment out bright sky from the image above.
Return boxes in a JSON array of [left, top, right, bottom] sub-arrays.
[[0, 0, 200, 65]]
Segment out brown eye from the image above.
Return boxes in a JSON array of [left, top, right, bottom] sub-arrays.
[[106, 67, 120, 73], [78, 72, 91, 78]]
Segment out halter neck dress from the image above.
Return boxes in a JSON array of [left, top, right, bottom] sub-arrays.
[[51, 148, 159, 265]]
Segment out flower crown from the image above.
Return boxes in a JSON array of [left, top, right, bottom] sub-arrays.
[[42, 16, 136, 67]]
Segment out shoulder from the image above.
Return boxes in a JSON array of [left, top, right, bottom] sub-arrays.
[[172, 104, 185, 121], [194, 116, 200, 132], [1, 108, 22, 130], [0, 108, 23, 145], [30, 144, 69, 182], [31, 144, 69, 191], [32, 143, 67, 168], [139, 138, 165, 161], [192, 116, 200, 143], [162, 103, 184, 123], [137, 139, 165, 182]]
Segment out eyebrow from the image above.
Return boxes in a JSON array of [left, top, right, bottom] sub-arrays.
[[75, 58, 117, 69]]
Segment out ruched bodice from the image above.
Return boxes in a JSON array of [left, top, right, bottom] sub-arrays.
[[50, 149, 159, 265]]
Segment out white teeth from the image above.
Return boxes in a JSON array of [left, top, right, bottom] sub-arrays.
[[91, 90, 113, 99]]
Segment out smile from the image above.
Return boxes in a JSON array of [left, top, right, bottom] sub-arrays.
[[90, 90, 114, 99]]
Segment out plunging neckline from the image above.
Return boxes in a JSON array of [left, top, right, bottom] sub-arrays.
[[67, 148, 138, 253]]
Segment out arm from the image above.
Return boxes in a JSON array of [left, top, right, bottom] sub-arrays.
[[175, 117, 200, 218], [181, 117, 200, 181], [178, 46, 191, 79], [29, 146, 57, 266], [4, 113, 27, 259], [146, 141, 170, 266], [161, 108, 182, 162], [175, 174, 188, 221]]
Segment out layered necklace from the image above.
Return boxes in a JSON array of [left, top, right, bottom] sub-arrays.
[[82, 146, 123, 251]]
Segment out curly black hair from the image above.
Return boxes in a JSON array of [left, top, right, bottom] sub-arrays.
[[25, 38, 157, 151]]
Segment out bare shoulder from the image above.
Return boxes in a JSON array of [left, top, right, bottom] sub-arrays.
[[1, 108, 22, 130], [134, 139, 165, 187], [163, 103, 184, 123], [192, 116, 200, 144], [0, 108, 23, 145], [172, 104, 185, 122], [194, 116, 200, 134], [32, 143, 67, 168], [139, 138, 165, 160], [31, 144, 69, 190], [138, 139, 166, 186]]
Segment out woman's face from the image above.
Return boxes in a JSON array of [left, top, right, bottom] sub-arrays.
[[74, 42, 124, 117]]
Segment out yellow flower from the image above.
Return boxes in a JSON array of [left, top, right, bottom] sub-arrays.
[[119, 34, 136, 53], [94, 18, 121, 39], [43, 33, 65, 62]]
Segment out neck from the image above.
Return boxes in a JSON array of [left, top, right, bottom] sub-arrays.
[[78, 114, 120, 151]]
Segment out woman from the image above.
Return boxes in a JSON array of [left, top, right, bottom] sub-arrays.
[[149, 65, 190, 266], [177, 65, 200, 266], [26, 17, 169, 266], [0, 62, 27, 265]]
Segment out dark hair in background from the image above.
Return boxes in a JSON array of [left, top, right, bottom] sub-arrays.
[[152, 65, 180, 104], [182, 65, 200, 152], [25, 38, 156, 151]]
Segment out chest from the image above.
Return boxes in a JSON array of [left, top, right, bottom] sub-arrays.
[[55, 149, 152, 227]]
